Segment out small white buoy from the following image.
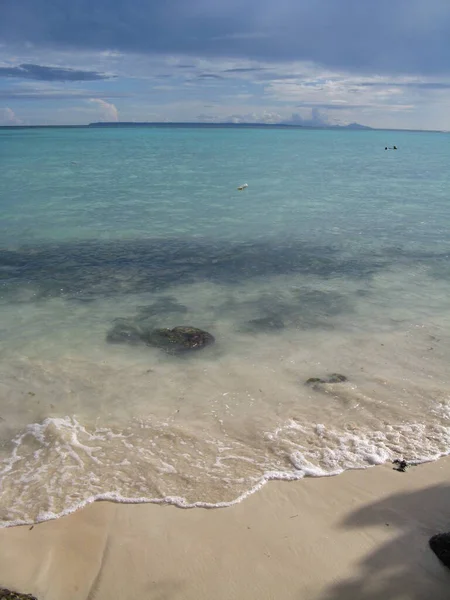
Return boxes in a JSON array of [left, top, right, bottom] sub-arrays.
[[237, 183, 248, 191]]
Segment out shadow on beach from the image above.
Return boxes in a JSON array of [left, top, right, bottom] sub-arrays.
[[318, 483, 450, 600]]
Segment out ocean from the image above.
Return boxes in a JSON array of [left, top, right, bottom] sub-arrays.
[[1, 126, 450, 526]]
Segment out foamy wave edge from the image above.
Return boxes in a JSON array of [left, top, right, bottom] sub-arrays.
[[3, 452, 448, 529]]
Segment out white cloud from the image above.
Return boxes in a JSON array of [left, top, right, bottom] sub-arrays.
[[89, 98, 119, 121], [0, 106, 22, 124], [219, 111, 283, 124], [2, 46, 450, 129], [264, 72, 416, 108]]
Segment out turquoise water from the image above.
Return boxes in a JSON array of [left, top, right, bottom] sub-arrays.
[[2, 128, 449, 249], [1, 127, 450, 525]]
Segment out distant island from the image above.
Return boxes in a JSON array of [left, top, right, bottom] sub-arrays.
[[88, 121, 373, 130], [1, 122, 447, 132]]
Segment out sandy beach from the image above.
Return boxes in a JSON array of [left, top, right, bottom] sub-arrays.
[[0, 459, 449, 600]]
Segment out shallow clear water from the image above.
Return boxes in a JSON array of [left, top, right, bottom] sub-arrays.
[[1, 126, 450, 525]]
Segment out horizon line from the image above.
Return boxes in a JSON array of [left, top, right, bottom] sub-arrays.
[[0, 122, 448, 133]]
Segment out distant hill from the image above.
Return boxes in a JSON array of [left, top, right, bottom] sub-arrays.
[[338, 122, 372, 130]]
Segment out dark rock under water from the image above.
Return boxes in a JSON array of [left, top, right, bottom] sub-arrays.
[[244, 316, 285, 332], [136, 297, 188, 317], [107, 320, 215, 355], [141, 326, 215, 355], [106, 320, 143, 345]]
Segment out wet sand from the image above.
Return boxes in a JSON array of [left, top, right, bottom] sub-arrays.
[[0, 458, 449, 600]]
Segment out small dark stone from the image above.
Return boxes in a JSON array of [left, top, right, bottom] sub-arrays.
[[429, 533, 450, 569], [393, 459, 408, 472], [0, 589, 38, 600], [106, 321, 142, 345], [328, 373, 348, 383], [305, 374, 348, 386], [305, 377, 326, 386], [141, 326, 215, 355]]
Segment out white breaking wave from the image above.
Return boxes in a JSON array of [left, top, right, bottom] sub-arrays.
[[1, 412, 450, 527]]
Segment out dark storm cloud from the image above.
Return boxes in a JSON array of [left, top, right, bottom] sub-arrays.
[[196, 73, 224, 80], [224, 67, 268, 73], [0, 63, 114, 81], [0, 87, 127, 100], [0, 0, 449, 75]]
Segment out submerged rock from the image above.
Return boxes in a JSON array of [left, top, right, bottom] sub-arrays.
[[141, 326, 215, 354], [305, 377, 323, 385], [0, 589, 38, 600], [106, 320, 142, 345], [429, 533, 450, 569], [305, 373, 348, 386], [328, 373, 348, 383], [137, 297, 188, 317], [245, 316, 285, 332]]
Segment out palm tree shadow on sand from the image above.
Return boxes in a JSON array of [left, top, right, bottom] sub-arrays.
[[317, 483, 450, 600]]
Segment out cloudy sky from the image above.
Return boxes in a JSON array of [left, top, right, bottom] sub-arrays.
[[1, 0, 450, 129]]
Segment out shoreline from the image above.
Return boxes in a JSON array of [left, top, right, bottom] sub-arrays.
[[1, 454, 447, 528], [0, 458, 449, 599]]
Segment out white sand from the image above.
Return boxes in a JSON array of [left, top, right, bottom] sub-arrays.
[[1, 459, 450, 600]]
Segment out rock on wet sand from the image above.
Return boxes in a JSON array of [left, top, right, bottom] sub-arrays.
[[429, 533, 450, 569]]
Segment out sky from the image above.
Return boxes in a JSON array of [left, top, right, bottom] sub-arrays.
[[0, 0, 450, 129]]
